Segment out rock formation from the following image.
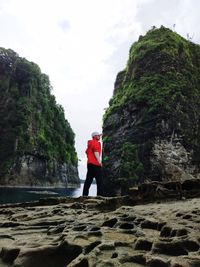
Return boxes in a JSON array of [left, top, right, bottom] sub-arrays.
[[102, 26, 200, 195], [0, 183, 200, 267], [0, 48, 80, 187]]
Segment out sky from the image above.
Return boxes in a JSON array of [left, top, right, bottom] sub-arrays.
[[0, 0, 200, 179]]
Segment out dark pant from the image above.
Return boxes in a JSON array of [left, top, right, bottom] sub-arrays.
[[83, 163, 102, 196]]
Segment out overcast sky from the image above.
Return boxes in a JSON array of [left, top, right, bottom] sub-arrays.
[[0, 0, 199, 179]]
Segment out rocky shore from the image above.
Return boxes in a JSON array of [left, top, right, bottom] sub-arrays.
[[0, 181, 200, 267]]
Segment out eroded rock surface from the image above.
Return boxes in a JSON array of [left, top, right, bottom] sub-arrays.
[[0, 196, 200, 267]]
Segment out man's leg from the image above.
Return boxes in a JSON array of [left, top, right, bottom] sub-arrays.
[[95, 166, 103, 196], [83, 164, 94, 196]]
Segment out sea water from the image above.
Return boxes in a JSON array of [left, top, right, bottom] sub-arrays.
[[0, 183, 97, 204]]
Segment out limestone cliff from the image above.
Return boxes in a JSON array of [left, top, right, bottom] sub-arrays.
[[0, 48, 80, 187], [102, 26, 200, 195]]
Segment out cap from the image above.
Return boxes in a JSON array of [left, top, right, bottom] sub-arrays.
[[91, 132, 102, 138]]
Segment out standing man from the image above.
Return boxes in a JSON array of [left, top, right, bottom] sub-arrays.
[[83, 132, 103, 196]]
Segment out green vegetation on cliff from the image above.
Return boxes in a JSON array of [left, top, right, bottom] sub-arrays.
[[104, 26, 200, 122], [0, 48, 77, 177]]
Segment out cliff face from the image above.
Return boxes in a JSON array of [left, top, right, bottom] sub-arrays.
[[0, 48, 80, 187], [102, 26, 200, 195]]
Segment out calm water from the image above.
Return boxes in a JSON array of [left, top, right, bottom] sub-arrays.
[[0, 183, 97, 204]]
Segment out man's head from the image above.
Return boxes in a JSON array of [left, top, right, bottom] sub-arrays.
[[91, 132, 102, 140]]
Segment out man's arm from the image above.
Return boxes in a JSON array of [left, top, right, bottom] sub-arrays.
[[94, 151, 101, 165]]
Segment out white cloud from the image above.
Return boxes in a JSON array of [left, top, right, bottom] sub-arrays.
[[135, 0, 200, 43], [0, 0, 199, 180]]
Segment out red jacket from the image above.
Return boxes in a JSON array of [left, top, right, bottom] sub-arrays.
[[85, 139, 101, 166]]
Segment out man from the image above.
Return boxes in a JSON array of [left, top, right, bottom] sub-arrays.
[[82, 132, 103, 196]]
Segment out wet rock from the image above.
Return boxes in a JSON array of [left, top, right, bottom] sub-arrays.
[[0, 222, 21, 227], [152, 241, 188, 256], [13, 241, 82, 267], [176, 228, 188, 237], [114, 241, 131, 247], [118, 214, 129, 219], [182, 214, 192, 220], [191, 209, 199, 215], [38, 197, 61, 206], [111, 252, 118, 258], [160, 226, 172, 237], [87, 230, 103, 237], [98, 243, 115, 251], [47, 225, 66, 235], [182, 179, 200, 192], [119, 214, 136, 222], [84, 241, 101, 254], [171, 257, 200, 267], [119, 253, 146, 265], [0, 247, 20, 263], [71, 203, 85, 209], [73, 225, 87, 231], [160, 225, 188, 237], [140, 219, 159, 230], [0, 234, 15, 240], [134, 217, 145, 225], [123, 215, 137, 222], [176, 212, 183, 217], [158, 222, 167, 230], [94, 259, 120, 267], [146, 257, 170, 267], [135, 238, 153, 251], [31, 219, 65, 227], [182, 240, 200, 252], [119, 223, 134, 229], [89, 227, 101, 232], [102, 218, 118, 228], [184, 257, 200, 267], [70, 258, 89, 267]]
